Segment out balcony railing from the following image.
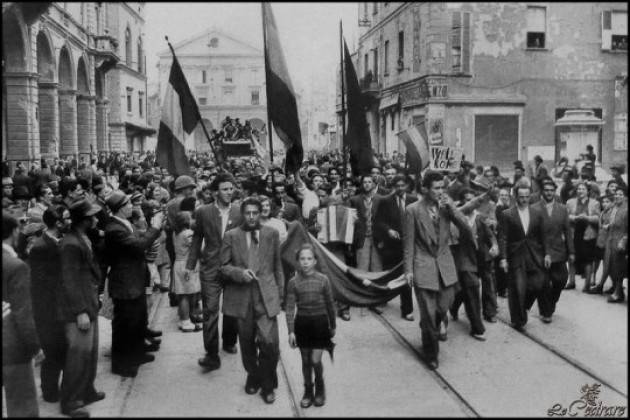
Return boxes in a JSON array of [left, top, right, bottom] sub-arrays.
[[93, 34, 120, 73]]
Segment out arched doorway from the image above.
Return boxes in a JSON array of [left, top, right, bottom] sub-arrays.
[[58, 46, 78, 157], [37, 30, 57, 158], [193, 119, 213, 153], [76, 56, 92, 156]]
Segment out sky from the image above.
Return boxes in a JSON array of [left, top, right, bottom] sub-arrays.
[[144, 2, 359, 96]]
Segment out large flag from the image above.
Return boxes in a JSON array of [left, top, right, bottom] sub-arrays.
[[397, 122, 430, 174], [262, 3, 303, 173], [343, 39, 374, 176], [156, 49, 199, 176]]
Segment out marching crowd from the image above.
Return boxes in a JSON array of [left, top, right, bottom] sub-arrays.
[[2, 146, 628, 417]]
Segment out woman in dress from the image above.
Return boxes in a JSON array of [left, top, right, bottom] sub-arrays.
[[172, 211, 201, 332], [259, 195, 287, 244], [604, 187, 628, 303], [587, 194, 614, 294]]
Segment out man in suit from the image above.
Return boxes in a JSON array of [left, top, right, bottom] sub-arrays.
[[532, 178, 574, 322], [374, 174, 417, 320], [28, 205, 70, 403], [187, 173, 242, 371], [220, 197, 284, 404], [3, 210, 41, 418], [272, 182, 301, 223], [59, 200, 106, 417], [350, 174, 383, 272], [105, 190, 164, 378], [403, 171, 470, 370], [499, 181, 550, 331]]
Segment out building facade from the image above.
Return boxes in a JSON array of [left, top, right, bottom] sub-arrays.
[[2, 2, 152, 167], [341, 2, 627, 171], [155, 28, 268, 153]]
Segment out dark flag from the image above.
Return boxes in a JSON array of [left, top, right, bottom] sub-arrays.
[[262, 2, 303, 173], [343, 39, 374, 176], [397, 122, 430, 174], [156, 50, 198, 176]]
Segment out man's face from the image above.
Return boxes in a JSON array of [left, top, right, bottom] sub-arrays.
[[201, 189, 212, 203], [514, 168, 524, 178], [3, 184, 13, 198], [316, 189, 328, 203], [59, 209, 72, 233], [576, 183, 588, 198], [498, 189, 510, 204], [217, 181, 234, 205], [614, 189, 625, 204], [40, 187, 53, 206], [261, 200, 271, 217], [70, 184, 85, 200], [516, 188, 530, 208], [329, 170, 339, 183], [371, 168, 381, 178], [243, 204, 261, 229], [312, 176, 324, 191], [362, 177, 375, 193], [274, 185, 287, 201], [542, 184, 556, 203], [607, 182, 618, 194], [120, 200, 133, 219], [385, 168, 397, 185], [426, 180, 444, 203], [484, 170, 495, 183], [394, 179, 408, 197]]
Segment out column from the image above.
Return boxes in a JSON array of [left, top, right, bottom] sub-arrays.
[[38, 81, 59, 158], [76, 94, 96, 156], [4, 72, 40, 161], [96, 98, 110, 153], [58, 88, 78, 157]]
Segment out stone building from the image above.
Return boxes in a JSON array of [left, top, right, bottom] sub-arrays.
[[156, 28, 268, 153], [2, 2, 151, 168], [340, 2, 627, 171]]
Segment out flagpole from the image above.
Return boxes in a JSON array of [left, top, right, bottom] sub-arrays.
[[164, 36, 223, 168], [261, 3, 274, 166], [339, 21, 347, 179]]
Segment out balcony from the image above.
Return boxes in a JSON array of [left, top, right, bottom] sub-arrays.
[[360, 73, 381, 95], [93, 33, 120, 73]]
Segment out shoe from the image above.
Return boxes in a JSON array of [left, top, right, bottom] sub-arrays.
[[111, 365, 138, 378], [179, 320, 195, 332], [402, 313, 414, 321], [245, 375, 260, 395], [146, 337, 161, 346], [339, 312, 351, 321], [136, 354, 155, 365], [607, 295, 625, 303], [261, 390, 276, 404], [484, 316, 497, 323], [450, 310, 459, 321], [198, 355, 221, 371], [581, 286, 592, 293], [313, 379, 325, 407], [585, 285, 603, 295], [497, 291, 507, 298], [223, 344, 238, 354], [61, 405, 90, 418], [471, 332, 486, 341], [194, 323, 203, 331], [604, 286, 615, 294], [540, 315, 552, 324], [300, 384, 314, 408], [84, 391, 106, 405], [144, 342, 160, 352], [427, 359, 439, 370], [43, 392, 60, 403], [511, 323, 525, 332], [145, 328, 162, 338], [564, 282, 576, 290], [438, 321, 447, 341]]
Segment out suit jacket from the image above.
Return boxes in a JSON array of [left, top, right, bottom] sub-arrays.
[[451, 213, 497, 274], [349, 193, 383, 248], [272, 201, 301, 223], [187, 202, 242, 276], [220, 226, 284, 319], [59, 231, 101, 322], [105, 218, 160, 300], [2, 248, 40, 365], [28, 233, 63, 326], [532, 200, 574, 263], [566, 197, 600, 241], [403, 198, 470, 291], [498, 206, 547, 272], [373, 193, 418, 259]]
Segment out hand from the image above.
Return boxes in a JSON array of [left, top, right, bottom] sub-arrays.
[[2, 301, 11, 319], [77, 313, 91, 331], [361, 278, 372, 287], [405, 273, 414, 287], [618, 239, 627, 251], [544, 255, 551, 269], [388, 229, 400, 240], [438, 194, 452, 210], [330, 328, 336, 338], [489, 245, 499, 258], [288, 332, 297, 348], [243, 269, 257, 283], [500, 259, 508, 273], [568, 254, 575, 263], [151, 211, 165, 229]]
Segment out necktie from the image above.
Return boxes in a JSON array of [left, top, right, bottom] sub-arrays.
[[250, 230, 258, 247]]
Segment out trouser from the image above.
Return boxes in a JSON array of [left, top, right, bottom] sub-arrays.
[[538, 262, 568, 317], [507, 266, 545, 327], [479, 261, 497, 318], [382, 252, 413, 316], [112, 296, 147, 370], [61, 319, 99, 410], [35, 319, 67, 399], [413, 276, 456, 362], [237, 299, 279, 393], [356, 236, 382, 272], [158, 263, 170, 288], [451, 272, 485, 335], [2, 361, 39, 417], [200, 274, 238, 360], [494, 258, 508, 295]]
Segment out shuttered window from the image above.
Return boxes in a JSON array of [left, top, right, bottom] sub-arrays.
[[602, 10, 628, 51], [451, 12, 471, 73], [527, 6, 546, 48]]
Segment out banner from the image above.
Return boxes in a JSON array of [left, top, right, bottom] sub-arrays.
[[429, 146, 463, 172]]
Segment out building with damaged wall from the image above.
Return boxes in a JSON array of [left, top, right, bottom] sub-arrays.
[[346, 2, 627, 172]]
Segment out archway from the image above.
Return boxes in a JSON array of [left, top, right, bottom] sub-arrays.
[[58, 46, 78, 157], [37, 30, 57, 157], [193, 119, 213, 153]]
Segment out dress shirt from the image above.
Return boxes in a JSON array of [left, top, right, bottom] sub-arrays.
[[217, 203, 231, 238], [2, 242, 18, 258], [245, 229, 260, 249], [544, 200, 554, 217], [517, 206, 530, 234]]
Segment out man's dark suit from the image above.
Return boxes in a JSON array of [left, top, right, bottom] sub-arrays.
[[532, 200, 574, 317], [498, 206, 547, 328], [28, 233, 66, 400], [373, 192, 418, 316], [59, 231, 101, 411], [105, 218, 160, 372], [220, 225, 284, 393], [187, 202, 242, 362]]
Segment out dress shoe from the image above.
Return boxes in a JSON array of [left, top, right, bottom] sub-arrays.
[[427, 359, 439, 370], [586, 285, 603, 295], [223, 344, 238, 354], [245, 375, 260, 395], [511, 323, 525, 332], [540, 316, 552, 324], [300, 384, 314, 408], [484, 316, 497, 323], [43, 393, 60, 403], [145, 328, 162, 338], [261, 390, 276, 404], [438, 332, 447, 341], [402, 313, 414, 321], [61, 405, 90, 418], [564, 282, 576, 290], [144, 342, 160, 352], [471, 332, 487, 341], [194, 323, 203, 331], [604, 286, 615, 294], [339, 312, 351, 321], [112, 365, 138, 378], [450, 310, 459, 321], [84, 391, 106, 405], [607, 295, 625, 303], [497, 291, 508, 298], [198, 355, 221, 371], [313, 379, 325, 407], [136, 354, 155, 365]]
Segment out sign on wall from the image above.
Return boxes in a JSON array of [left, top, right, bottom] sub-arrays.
[[430, 145, 463, 172], [428, 119, 444, 145]]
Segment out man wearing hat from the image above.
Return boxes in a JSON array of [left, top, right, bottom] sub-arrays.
[[59, 199, 105, 417], [610, 164, 627, 192], [105, 191, 164, 378]]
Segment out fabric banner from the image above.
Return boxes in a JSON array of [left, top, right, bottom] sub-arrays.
[[281, 221, 406, 307], [397, 123, 429, 174]]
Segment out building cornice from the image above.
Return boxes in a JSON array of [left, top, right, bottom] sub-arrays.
[[359, 2, 415, 44], [41, 13, 91, 52], [122, 2, 145, 23], [115, 62, 148, 81]]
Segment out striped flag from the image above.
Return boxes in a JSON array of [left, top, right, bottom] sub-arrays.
[[397, 123, 430, 174], [156, 50, 198, 176]]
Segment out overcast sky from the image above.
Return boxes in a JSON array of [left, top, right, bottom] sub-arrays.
[[144, 2, 359, 95]]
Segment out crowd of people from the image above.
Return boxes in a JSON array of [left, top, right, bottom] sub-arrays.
[[2, 145, 627, 417]]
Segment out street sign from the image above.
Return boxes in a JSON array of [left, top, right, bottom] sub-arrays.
[[429, 146, 463, 172]]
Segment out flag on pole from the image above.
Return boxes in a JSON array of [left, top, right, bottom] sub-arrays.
[[343, 39, 374, 176], [262, 2, 303, 173], [397, 123, 430, 174], [156, 48, 199, 176]]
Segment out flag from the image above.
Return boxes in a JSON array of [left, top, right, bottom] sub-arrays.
[[262, 3, 303, 173], [397, 123, 430, 174], [343, 39, 374, 176], [156, 50, 199, 176]]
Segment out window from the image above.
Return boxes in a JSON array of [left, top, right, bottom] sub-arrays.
[[251, 90, 260, 105], [527, 6, 546, 48], [602, 10, 628, 51], [398, 31, 405, 70], [373, 48, 378, 81], [384, 40, 389, 75], [364, 54, 369, 78], [125, 27, 132, 67], [126, 89, 133, 113], [198, 97, 207, 105], [451, 11, 471, 73], [209, 37, 219, 48], [223, 87, 234, 101], [202, 70, 207, 84], [372, 3, 378, 15], [138, 93, 144, 117], [224, 67, 233, 83], [614, 113, 628, 150], [137, 37, 143, 73]]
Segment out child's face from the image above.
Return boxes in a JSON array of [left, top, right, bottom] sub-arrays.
[[298, 249, 316, 272]]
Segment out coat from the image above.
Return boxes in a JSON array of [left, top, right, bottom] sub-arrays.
[[59, 230, 101, 322], [603, 204, 628, 280], [566, 197, 600, 241], [3, 247, 40, 365], [373, 193, 418, 264], [403, 197, 470, 291], [105, 218, 160, 300], [498, 206, 547, 272], [451, 213, 497, 274], [220, 225, 284, 319], [531, 200, 574, 263], [28, 233, 63, 326], [349, 193, 383, 249]]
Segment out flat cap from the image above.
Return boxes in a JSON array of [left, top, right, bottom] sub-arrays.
[[106, 190, 130, 212], [69, 199, 101, 220]]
